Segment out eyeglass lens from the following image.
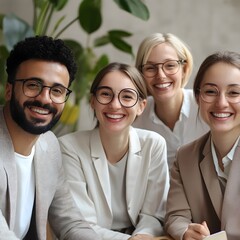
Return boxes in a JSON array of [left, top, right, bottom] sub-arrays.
[[200, 85, 240, 103], [95, 87, 139, 108], [21, 79, 70, 104], [142, 60, 182, 77]]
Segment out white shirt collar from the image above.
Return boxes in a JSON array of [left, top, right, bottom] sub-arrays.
[[211, 136, 239, 179]]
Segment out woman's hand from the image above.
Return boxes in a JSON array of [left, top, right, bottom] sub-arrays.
[[129, 234, 172, 240], [183, 221, 210, 240]]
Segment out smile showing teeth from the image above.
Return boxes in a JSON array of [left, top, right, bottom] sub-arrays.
[[212, 112, 231, 118], [30, 107, 49, 115], [106, 113, 124, 119], [155, 83, 172, 88]]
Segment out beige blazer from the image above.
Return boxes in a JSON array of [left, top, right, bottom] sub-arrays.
[[165, 133, 240, 240], [59, 127, 170, 240], [0, 106, 100, 240]]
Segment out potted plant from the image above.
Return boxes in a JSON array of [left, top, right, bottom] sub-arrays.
[[0, 0, 149, 134]]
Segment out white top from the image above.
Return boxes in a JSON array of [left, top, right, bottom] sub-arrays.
[[211, 137, 238, 181], [108, 153, 132, 231], [133, 89, 209, 169], [13, 147, 35, 239]]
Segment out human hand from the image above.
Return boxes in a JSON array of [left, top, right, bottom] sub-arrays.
[[128, 235, 173, 240], [183, 221, 210, 240], [128, 234, 154, 240]]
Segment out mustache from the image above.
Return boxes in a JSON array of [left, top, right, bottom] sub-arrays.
[[23, 100, 58, 114]]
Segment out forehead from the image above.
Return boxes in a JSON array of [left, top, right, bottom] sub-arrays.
[[202, 62, 240, 87], [16, 59, 70, 87], [147, 42, 178, 62], [99, 70, 137, 90]]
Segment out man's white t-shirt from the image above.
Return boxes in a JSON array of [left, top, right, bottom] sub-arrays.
[[14, 146, 35, 239]]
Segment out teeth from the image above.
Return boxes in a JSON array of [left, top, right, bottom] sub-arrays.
[[31, 107, 49, 115], [106, 114, 124, 119], [212, 113, 231, 118], [156, 83, 171, 88]]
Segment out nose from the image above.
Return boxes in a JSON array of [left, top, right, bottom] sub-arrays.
[[35, 87, 52, 103], [215, 92, 229, 107], [109, 95, 122, 109], [157, 65, 167, 78]]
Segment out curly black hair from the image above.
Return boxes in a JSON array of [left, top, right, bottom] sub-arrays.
[[6, 35, 77, 87]]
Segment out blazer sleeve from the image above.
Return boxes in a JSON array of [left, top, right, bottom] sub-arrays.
[[43, 133, 101, 240], [164, 150, 193, 240], [59, 133, 131, 240]]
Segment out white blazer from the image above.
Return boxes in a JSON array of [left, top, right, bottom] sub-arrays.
[[59, 127, 169, 240]]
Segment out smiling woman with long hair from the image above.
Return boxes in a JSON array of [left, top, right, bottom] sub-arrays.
[[165, 51, 240, 240], [133, 33, 209, 169], [59, 62, 170, 240]]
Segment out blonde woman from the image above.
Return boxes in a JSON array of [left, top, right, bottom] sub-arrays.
[[133, 33, 209, 168]]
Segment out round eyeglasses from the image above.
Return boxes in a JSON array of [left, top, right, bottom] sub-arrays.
[[94, 86, 139, 108], [199, 85, 240, 104], [15, 78, 72, 104], [141, 59, 186, 78]]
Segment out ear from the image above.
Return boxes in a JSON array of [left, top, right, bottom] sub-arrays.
[[136, 99, 147, 116], [5, 83, 13, 102]]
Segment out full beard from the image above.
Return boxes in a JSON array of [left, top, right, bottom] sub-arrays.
[[10, 94, 62, 135]]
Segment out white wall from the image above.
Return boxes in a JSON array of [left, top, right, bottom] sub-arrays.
[[1, 0, 240, 130]]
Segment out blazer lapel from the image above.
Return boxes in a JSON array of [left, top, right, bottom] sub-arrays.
[[200, 137, 223, 219], [34, 137, 51, 240], [0, 109, 17, 229], [221, 141, 240, 235], [91, 129, 112, 212], [125, 128, 142, 222], [2, 145, 17, 229]]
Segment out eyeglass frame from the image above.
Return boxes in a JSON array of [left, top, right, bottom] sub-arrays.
[[198, 84, 240, 104], [14, 78, 72, 104], [93, 86, 140, 108], [140, 59, 186, 77]]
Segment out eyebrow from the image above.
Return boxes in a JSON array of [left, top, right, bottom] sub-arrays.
[[21, 77, 67, 88], [146, 59, 177, 64], [203, 83, 240, 87]]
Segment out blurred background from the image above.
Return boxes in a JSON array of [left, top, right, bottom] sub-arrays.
[[1, 0, 240, 132]]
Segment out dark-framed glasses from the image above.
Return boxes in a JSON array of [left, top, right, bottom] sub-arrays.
[[15, 78, 72, 104], [94, 86, 139, 108], [141, 59, 186, 78], [199, 84, 240, 103]]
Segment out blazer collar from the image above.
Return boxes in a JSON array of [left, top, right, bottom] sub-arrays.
[[90, 129, 112, 210]]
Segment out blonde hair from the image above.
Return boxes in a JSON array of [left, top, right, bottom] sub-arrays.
[[135, 33, 193, 87]]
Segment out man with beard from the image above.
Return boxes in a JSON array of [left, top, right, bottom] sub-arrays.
[[0, 36, 101, 240]]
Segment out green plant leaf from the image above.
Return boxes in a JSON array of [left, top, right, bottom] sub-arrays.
[[109, 34, 133, 55], [108, 30, 133, 55], [108, 30, 132, 38], [3, 14, 34, 51], [92, 54, 109, 74], [63, 39, 84, 59], [113, 0, 149, 20], [50, 15, 66, 36], [94, 35, 110, 47], [49, 0, 69, 11], [78, 0, 102, 34]]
